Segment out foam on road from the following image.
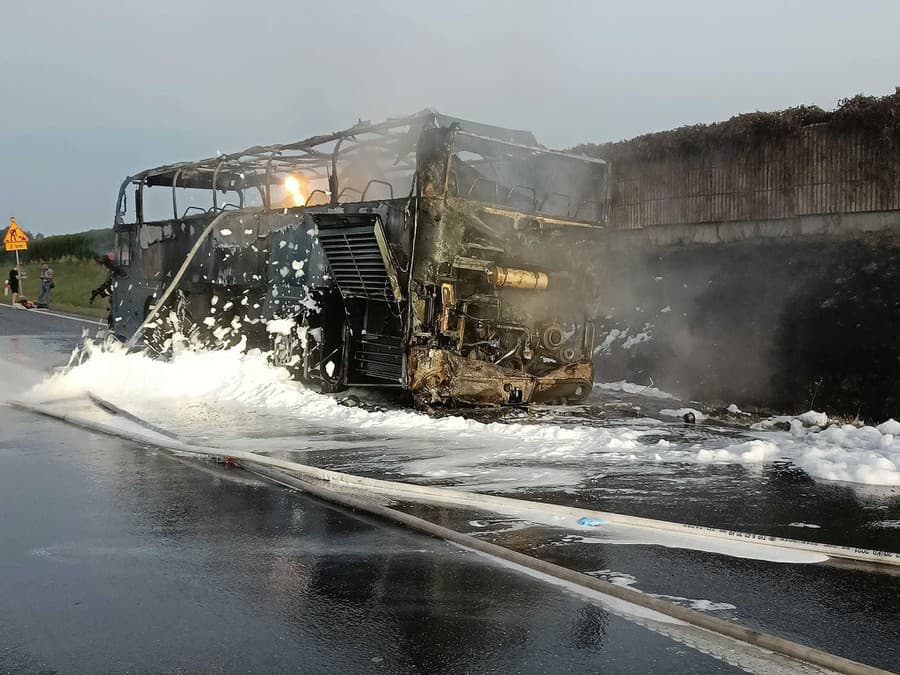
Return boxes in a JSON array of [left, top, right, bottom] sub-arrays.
[[27, 337, 900, 488]]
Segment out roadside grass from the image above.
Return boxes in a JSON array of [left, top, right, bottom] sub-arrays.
[[11, 260, 108, 319]]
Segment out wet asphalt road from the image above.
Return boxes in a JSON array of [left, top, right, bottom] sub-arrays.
[[0, 306, 738, 674]]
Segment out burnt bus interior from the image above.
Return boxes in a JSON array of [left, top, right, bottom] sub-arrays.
[[113, 111, 610, 406]]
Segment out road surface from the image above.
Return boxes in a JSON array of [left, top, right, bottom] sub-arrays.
[[1, 304, 897, 673], [0, 306, 743, 674]]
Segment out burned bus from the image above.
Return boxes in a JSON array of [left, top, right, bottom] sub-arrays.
[[111, 111, 609, 406]]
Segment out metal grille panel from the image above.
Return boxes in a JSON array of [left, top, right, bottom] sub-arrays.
[[316, 219, 393, 301], [354, 333, 404, 382]]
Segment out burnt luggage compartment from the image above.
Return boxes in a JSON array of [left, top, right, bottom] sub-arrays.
[[111, 111, 609, 406], [313, 213, 406, 388]]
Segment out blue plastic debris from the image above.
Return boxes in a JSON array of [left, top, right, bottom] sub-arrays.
[[577, 517, 607, 527]]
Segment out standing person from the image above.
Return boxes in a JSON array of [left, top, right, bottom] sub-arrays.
[[8, 269, 19, 305], [37, 261, 54, 309]]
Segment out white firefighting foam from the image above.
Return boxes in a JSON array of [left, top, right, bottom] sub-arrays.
[[27, 339, 900, 487]]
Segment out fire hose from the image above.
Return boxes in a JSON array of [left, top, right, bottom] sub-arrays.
[[125, 210, 256, 349]]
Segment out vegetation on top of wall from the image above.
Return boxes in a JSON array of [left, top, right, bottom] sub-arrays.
[[573, 91, 900, 162], [1, 228, 113, 266]]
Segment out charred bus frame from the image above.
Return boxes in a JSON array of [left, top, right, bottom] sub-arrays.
[[112, 111, 610, 406]]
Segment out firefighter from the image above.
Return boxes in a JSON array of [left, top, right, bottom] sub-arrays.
[[89, 254, 126, 305], [90, 254, 126, 328]]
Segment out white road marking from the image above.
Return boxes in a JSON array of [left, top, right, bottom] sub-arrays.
[[0, 303, 101, 324]]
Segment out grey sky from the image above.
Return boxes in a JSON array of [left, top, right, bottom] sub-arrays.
[[2, 0, 897, 235]]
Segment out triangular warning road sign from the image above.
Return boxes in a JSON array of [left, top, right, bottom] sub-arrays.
[[4, 217, 29, 251]]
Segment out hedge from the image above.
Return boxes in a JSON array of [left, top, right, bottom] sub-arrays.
[[573, 91, 900, 161], [1, 228, 113, 265]]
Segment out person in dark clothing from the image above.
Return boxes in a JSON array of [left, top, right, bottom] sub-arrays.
[[89, 254, 126, 305], [8, 269, 19, 305], [90, 254, 127, 327]]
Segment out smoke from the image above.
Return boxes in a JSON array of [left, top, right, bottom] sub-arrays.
[[582, 228, 900, 420], [583, 232, 782, 407]]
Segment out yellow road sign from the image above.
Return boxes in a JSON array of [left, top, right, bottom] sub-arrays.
[[4, 217, 29, 251]]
